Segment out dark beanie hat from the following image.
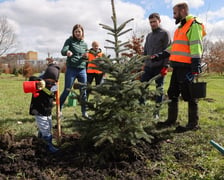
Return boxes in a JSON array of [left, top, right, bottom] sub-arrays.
[[43, 64, 60, 81]]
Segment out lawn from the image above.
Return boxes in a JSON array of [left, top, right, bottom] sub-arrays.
[[0, 73, 224, 179]]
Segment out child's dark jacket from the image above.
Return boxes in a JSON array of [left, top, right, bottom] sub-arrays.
[[29, 64, 60, 116]]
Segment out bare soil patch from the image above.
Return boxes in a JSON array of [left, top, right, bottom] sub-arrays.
[[0, 132, 163, 179]]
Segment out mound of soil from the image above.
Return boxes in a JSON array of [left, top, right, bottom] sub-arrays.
[[0, 132, 162, 179]]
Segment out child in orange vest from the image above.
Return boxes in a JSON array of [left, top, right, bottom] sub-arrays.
[[86, 41, 104, 99]]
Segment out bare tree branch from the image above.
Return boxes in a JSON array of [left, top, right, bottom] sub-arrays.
[[0, 16, 16, 56]]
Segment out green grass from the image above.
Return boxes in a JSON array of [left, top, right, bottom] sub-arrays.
[[1, 73, 224, 179], [153, 73, 224, 179], [0, 73, 80, 137]]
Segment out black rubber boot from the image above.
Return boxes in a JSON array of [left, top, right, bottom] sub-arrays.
[[187, 100, 199, 128], [175, 100, 200, 132], [156, 101, 178, 128], [43, 135, 59, 153]]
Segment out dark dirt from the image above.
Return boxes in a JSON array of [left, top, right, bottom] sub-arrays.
[[0, 132, 163, 179]]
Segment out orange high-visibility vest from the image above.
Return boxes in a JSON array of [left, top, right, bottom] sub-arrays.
[[87, 52, 103, 74], [169, 18, 195, 64]]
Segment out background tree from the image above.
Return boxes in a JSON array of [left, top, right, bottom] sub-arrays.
[[122, 33, 145, 80], [0, 63, 2, 74], [122, 33, 144, 57], [23, 62, 33, 80], [0, 16, 16, 56], [203, 40, 224, 75]]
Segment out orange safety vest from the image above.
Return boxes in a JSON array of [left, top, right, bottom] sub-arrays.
[[87, 52, 103, 74], [169, 18, 195, 64]]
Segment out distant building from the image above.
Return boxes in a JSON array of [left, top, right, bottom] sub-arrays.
[[26, 51, 38, 60], [0, 51, 38, 63], [0, 51, 66, 73], [6, 52, 26, 61]]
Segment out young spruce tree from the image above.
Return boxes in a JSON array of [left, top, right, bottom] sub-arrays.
[[75, 0, 162, 149]]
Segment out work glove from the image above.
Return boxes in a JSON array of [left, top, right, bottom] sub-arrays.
[[160, 67, 168, 76], [186, 72, 195, 82], [151, 51, 170, 62], [191, 58, 202, 74], [150, 54, 159, 62]]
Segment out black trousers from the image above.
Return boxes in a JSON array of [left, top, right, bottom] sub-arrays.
[[87, 73, 104, 85], [87, 73, 104, 100], [167, 67, 199, 126], [168, 67, 192, 102]]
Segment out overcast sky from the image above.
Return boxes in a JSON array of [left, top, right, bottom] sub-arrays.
[[0, 0, 223, 59]]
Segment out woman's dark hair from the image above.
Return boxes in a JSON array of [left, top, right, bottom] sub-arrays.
[[72, 24, 84, 39]]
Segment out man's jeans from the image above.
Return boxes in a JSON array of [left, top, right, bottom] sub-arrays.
[[140, 66, 164, 104], [60, 67, 87, 115]]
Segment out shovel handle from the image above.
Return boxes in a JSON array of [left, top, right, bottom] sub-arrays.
[[210, 140, 224, 155]]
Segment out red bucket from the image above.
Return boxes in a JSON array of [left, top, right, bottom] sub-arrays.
[[23, 81, 40, 97], [23, 81, 37, 93]]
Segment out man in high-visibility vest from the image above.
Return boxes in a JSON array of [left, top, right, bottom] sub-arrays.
[[153, 2, 206, 132]]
